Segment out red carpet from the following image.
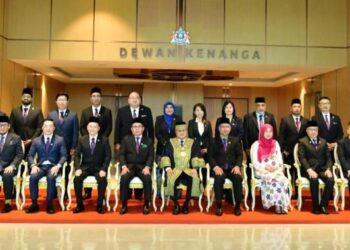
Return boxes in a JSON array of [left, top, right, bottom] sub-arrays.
[[1, 190, 350, 224]]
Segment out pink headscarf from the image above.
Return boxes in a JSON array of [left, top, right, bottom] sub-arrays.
[[257, 124, 276, 163]]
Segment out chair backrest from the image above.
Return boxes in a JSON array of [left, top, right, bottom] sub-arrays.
[[293, 143, 301, 166]]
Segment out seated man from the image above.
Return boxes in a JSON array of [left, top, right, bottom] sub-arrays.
[[73, 117, 111, 214], [27, 119, 67, 214], [337, 122, 350, 194], [208, 117, 243, 216], [119, 118, 154, 215], [160, 122, 204, 215], [0, 115, 24, 213], [298, 120, 334, 215]]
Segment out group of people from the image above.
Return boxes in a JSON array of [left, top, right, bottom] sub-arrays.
[[0, 86, 348, 217]]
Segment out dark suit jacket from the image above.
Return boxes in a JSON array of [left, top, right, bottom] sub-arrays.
[[298, 136, 333, 173], [0, 111, 5, 116], [119, 135, 154, 169], [80, 106, 112, 137], [208, 136, 243, 170], [337, 137, 350, 173], [155, 114, 182, 155], [188, 119, 213, 149], [279, 114, 309, 154], [74, 135, 111, 172], [162, 138, 201, 169], [0, 133, 23, 170], [114, 105, 154, 145], [10, 106, 44, 141], [312, 112, 343, 143], [28, 134, 67, 167], [48, 109, 79, 150], [215, 116, 243, 140], [243, 111, 278, 150]]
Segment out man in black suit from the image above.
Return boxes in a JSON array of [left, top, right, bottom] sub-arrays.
[[279, 98, 309, 194], [73, 117, 111, 214], [298, 120, 334, 215], [312, 96, 343, 153], [10, 88, 44, 156], [80, 87, 112, 199], [114, 91, 154, 199], [27, 119, 67, 214], [243, 97, 278, 158], [337, 122, 350, 191], [0, 115, 24, 213], [48, 92, 79, 198], [208, 117, 243, 216], [119, 118, 154, 215]]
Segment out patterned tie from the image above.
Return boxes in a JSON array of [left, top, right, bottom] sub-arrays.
[[45, 137, 50, 153], [325, 114, 330, 130], [0, 135, 5, 152], [312, 139, 318, 149], [259, 114, 264, 129], [23, 107, 28, 120], [295, 117, 300, 132], [94, 108, 99, 117], [90, 137, 96, 155], [222, 138, 228, 152], [136, 137, 141, 153], [132, 109, 137, 119], [180, 139, 184, 147], [59, 111, 64, 123]]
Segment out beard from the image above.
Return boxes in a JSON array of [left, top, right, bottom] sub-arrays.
[[22, 100, 31, 106]]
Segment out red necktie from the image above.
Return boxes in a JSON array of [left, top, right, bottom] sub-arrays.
[[295, 117, 300, 132]]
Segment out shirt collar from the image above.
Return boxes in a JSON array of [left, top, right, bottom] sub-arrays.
[[292, 115, 301, 119], [256, 112, 265, 117], [0, 133, 8, 139], [92, 105, 101, 112], [22, 104, 31, 110], [130, 106, 140, 111], [322, 112, 330, 117], [58, 109, 67, 114], [43, 134, 53, 141]]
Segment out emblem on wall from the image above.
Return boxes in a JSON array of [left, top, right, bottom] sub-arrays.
[[170, 27, 190, 45]]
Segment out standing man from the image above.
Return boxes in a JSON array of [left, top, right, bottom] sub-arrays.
[[279, 98, 309, 194], [0, 115, 24, 213], [298, 120, 334, 214], [10, 88, 44, 156], [48, 92, 79, 198], [119, 118, 154, 215], [73, 117, 111, 214], [312, 96, 343, 153], [208, 117, 243, 216], [26, 119, 67, 214], [114, 91, 154, 199], [80, 87, 112, 199]]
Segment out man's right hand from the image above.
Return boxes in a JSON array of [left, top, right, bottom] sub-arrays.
[[30, 166, 40, 174], [115, 144, 121, 152], [213, 166, 223, 176], [307, 169, 318, 179], [24, 139, 32, 146], [347, 170, 350, 178], [121, 166, 129, 176]]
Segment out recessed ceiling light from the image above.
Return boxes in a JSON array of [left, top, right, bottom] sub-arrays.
[[48, 73, 54, 76], [229, 83, 233, 86], [293, 78, 299, 81]]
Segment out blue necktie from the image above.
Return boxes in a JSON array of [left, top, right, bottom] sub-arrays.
[[45, 137, 50, 153], [222, 138, 228, 152], [0, 135, 5, 152], [136, 137, 141, 153], [90, 138, 96, 154]]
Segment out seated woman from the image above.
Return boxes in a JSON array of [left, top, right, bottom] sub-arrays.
[[251, 124, 290, 214]]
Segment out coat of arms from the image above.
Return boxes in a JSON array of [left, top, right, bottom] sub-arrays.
[[170, 27, 190, 45]]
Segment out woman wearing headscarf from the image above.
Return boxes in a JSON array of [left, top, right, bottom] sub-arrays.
[[251, 124, 290, 214], [215, 100, 243, 141]]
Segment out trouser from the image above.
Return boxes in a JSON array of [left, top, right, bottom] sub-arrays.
[[29, 166, 57, 205], [1, 169, 16, 200], [173, 172, 193, 205]]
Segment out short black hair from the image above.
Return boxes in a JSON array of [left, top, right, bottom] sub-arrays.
[[55, 92, 69, 101], [128, 91, 141, 98], [42, 118, 55, 126], [319, 96, 330, 102], [192, 103, 207, 120]]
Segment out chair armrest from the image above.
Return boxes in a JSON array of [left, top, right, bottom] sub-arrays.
[[199, 163, 209, 182], [242, 163, 248, 181], [114, 163, 120, 180], [249, 163, 256, 181], [17, 160, 26, 179], [152, 162, 158, 181], [284, 164, 291, 180], [61, 162, 68, 179], [293, 162, 302, 179], [22, 161, 29, 178]]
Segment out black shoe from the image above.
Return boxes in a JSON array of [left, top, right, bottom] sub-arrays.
[[1, 204, 12, 213], [216, 208, 223, 216], [320, 206, 329, 215], [64, 194, 69, 201], [46, 205, 55, 214], [234, 205, 241, 216], [172, 204, 180, 215], [97, 206, 105, 214], [73, 205, 85, 214], [119, 205, 128, 215], [182, 204, 189, 214], [26, 204, 39, 213], [143, 204, 150, 215], [312, 208, 321, 215], [83, 192, 92, 200]]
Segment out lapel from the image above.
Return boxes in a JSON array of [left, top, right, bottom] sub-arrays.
[[139, 106, 145, 119], [317, 113, 329, 130], [41, 134, 55, 153], [252, 112, 259, 130], [99, 106, 105, 118], [2, 133, 12, 151], [287, 115, 298, 133], [127, 106, 134, 120]]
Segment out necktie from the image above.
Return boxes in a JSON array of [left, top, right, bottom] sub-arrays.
[[0, 135, 5, 152], [222, 138, 228, 152], [94, 108, 99, 117], [45, 137, 50, 153], [132, 109, 137, 119], [259, 114, 264, 129], [180, 140, 184, 147], [325, 114, 330, 130], [90, 137, 96, 155], [295, 117, 300, 132], [23, 107, 28, 120], [312, 139, 318, 148], [59, 111, 64, 123], [136, 137, 141, 153]]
